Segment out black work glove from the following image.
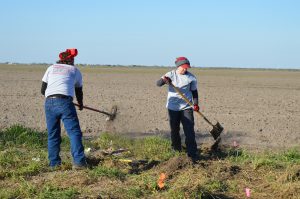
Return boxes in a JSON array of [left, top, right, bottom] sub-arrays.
[[162, 76, 172, 84], [78, 101, 83, 111]]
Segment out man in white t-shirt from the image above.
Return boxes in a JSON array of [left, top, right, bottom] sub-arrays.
[[41, 48, 86, 169], [157, 57, 200, 163]]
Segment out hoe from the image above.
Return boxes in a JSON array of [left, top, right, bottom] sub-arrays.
[[169, 82, 224, 143], [74, 103, 117, 121]]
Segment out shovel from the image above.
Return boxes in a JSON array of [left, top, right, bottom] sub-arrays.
[[74, 103, 117, 121], [169, 82, 224, 140]]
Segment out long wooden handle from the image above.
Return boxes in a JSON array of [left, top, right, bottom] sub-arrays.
[[169, 82, 214, 127], [170, 83, 194, 107], [73, 103, 111, 116]]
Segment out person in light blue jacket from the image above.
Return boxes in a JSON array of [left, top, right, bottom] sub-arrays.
[[157, 57, 200, 163]]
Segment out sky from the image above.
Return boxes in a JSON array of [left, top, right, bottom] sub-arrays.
[[0, 0, 299, 68]]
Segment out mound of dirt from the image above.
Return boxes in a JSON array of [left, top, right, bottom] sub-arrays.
[[157, 156, 193, 178]]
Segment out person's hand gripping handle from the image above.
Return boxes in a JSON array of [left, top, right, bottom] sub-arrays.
[[162, 76, 172, 84]]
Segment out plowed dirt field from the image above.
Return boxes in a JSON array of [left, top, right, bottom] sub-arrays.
[[1, 64, 299, 150]]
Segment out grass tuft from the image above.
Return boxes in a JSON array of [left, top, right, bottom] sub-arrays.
[[38, 185, 79, 199], [0, 124, 47, 149], [94, 132, 178, 161], [89, 165, 126, 180]]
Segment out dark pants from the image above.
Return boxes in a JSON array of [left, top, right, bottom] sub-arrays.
[[168, 108, 198, 159]]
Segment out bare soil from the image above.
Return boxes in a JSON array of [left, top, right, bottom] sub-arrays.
[[0, 64, 299, 151]]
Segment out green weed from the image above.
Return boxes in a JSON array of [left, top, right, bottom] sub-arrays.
[[0, 125, 72, 179], [89, 165, 126, 180], [204, 179, 228, 192], [124, 186, 144, 198], [132, 136, 175, 160], [94, 132, 177, 161], [0, 147, 47, 179], [38, 185, 79, 199], [94, 132, 133, 150], [0, 180, 79, 199], [228, 148, 300, 169], [129, 173, 158, 193], [0, 125, 47, 149]]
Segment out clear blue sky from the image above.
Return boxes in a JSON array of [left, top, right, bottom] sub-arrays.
[[1, 0, 299, 68]]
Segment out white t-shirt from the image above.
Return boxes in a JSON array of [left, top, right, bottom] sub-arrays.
[[164, 70, 197, 111], [42, 64, 83, 98]]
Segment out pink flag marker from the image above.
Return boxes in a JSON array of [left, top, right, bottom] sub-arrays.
[[245, 188, 251, 197], [233, 140, 239, 148]]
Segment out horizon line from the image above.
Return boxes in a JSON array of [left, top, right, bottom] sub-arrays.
[[1, 62, 299, 71]]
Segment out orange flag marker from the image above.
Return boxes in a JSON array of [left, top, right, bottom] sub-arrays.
[[157, 173, 166, 189]]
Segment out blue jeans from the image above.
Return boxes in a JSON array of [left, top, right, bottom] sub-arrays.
[[168, 108, 199, 159], [45, 97, 86, 167]]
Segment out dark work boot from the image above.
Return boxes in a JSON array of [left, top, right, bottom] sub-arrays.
[[72, 161, 88, 170]]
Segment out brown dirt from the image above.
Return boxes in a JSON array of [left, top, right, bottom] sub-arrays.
[[0, 65, 300, 151], [157, 156, 192, 176]]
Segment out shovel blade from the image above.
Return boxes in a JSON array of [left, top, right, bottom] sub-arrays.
[[210, 122, 224, 140], [211, 136, 222, 151]]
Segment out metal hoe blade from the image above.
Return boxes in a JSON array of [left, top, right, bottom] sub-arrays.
[[106, 105, 118, 121]]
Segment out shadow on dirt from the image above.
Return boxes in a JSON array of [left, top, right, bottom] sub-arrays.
[[199, 193, 235, 199], [84, 129, 248, 173], [199, 145, 240, 161], [86, 155, 103, 167], [128, 160, 161, 174], [85, 148, 161, 173], [118, 129, 249, 144], [119, 130, 247, 158]]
